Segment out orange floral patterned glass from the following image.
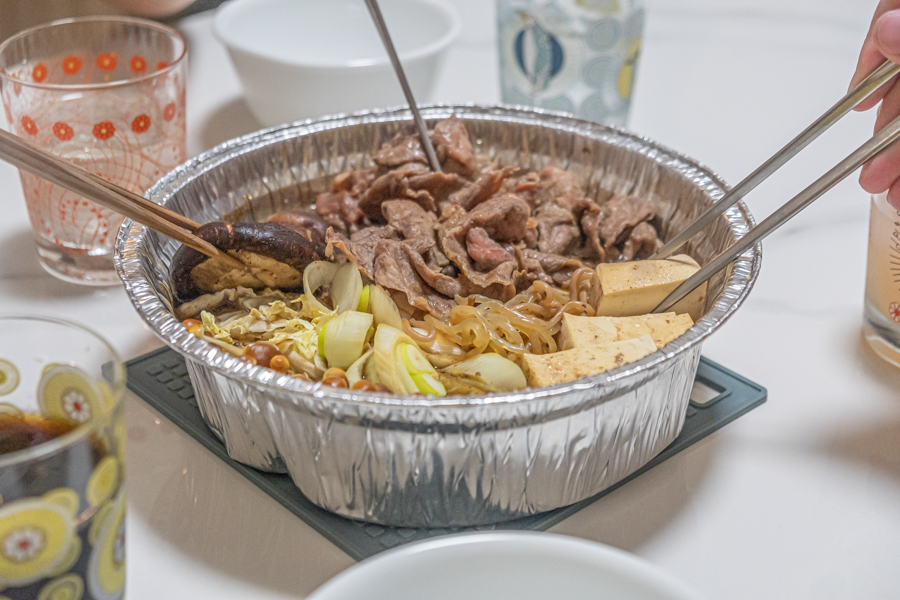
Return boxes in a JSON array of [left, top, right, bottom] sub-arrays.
[[0, 17, 187, 285]]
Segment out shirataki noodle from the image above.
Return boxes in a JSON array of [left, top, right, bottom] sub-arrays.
[[404, 279, 595, 361]]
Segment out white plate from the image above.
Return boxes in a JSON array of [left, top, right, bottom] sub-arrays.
[[307, 532, 704, 600]]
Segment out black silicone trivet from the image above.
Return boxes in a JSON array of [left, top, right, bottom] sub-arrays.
[[126, 348, 766, 561]]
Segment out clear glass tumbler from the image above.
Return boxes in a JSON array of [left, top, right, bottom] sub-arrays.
[[863, 192, 900, 368], [0, 316, 126, 599], [496, 0, 644, 127], [0, 17, 187, 285]]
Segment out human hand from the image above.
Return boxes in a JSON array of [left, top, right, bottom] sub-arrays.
[[851, 1, 900, 206]]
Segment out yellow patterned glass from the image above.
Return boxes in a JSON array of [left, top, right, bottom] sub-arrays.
[[0, 317, 126, 600]]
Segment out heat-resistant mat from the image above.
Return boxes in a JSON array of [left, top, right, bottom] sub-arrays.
[[126, 347, 766, 561]]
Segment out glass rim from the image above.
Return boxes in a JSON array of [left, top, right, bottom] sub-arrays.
[[0, 314, 126, 470], [0, 15, 187, 92]]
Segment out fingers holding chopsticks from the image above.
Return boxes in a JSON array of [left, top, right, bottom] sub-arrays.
[[853, 2, 900, 207], [860, 70, 900, 204], [851, 1, 900, 111]]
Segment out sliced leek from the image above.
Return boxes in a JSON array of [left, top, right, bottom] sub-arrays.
[[357, 285, 371, 313], [373, 325, 445, 396], [332, 262, 363, 314], [442, 353, 526, 392], [368, 285, 403, 330], [303, 261, 339, 315], [323, 311, 373, 369], [346, 349, 373, 387]]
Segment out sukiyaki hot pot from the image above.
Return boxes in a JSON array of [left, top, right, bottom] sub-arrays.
[[116, 105, 759, 527]]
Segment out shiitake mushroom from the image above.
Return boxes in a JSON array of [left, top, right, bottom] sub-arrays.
[[171, 221, 326, 303]]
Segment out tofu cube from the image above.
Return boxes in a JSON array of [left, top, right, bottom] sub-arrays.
[[520, 335, 657, 387], [588, 254, 707, 322], [558, 312, 694, 351]]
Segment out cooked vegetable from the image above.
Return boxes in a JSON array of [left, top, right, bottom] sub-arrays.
[[357, 285, 371, 313], [182, 319, 203, 336], [373, 325, 446, 396], [171, 221, 325, 303], [442, 353, 526, 392], [269, 354, 291, 373], [332, 262, 363, 314], [322, 367, 349, 388], [346, 349, 373, 387], [245, 342, 281, 367], [322, 311, 374, 369], [285, 350, 323, 379], [303, 261, 339, 315], [368, 284, 403, 330]]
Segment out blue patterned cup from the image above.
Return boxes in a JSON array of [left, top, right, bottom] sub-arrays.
[[497, 0, 644, 127]]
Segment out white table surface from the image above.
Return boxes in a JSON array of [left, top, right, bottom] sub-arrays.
[[3, 0, 900, 598]]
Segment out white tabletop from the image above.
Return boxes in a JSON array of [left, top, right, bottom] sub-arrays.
[[3, 0, 900, 598]]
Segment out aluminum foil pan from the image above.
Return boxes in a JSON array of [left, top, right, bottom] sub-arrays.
[[116, 104, 760, 527]]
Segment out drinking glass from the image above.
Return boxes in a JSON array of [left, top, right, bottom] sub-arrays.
[[496, 0, 644, 127], [863, 192, 900, 368], [0, 17, 187, 285], [0, 316, 126, 599]]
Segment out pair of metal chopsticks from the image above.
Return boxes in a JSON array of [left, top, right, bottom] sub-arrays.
[[0, 127, 244, 270], [652, 60, 900, 314]]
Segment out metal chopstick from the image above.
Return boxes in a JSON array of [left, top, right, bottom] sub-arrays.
[[652, 59, 900, 260], [364, 0, 442, 172], [652, 111, 900, 314]]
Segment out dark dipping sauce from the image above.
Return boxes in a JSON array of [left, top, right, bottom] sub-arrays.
[[0, 414, 78, 455]]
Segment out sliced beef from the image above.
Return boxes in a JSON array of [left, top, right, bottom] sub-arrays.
[[265, 210, 330, 247], [373, 132, 427, 168], [466, 227, 514, 271], [515, 248, 583, 288], [407, 171, 466, 207], [599, 195, 656, 250], [534, 166, 585, 209], [325, 225, 398, 279], [578, 201, 605, 263], [359, 163, 430, 220], [527, 166, 595, 256], [333, 167, 377, 198], [534, 202, 581, 256], [446, 167, 515, 211], [435, 196, 530, 298], [373, 240, 456, 319], [621, 222, 662, 261], [431, 116, 475, 177], [373, 116, 474, 177], [456, 194, 532, 242], [382, 200, 437, 255], [315, 191, 364, 233]]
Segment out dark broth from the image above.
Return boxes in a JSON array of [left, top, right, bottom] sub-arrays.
[[0, 414, 78, 455]]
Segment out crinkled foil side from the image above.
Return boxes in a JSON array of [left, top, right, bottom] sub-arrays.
[[116, 104, 760, 526]]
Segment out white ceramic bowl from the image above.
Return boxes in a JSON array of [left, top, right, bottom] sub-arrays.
[[213, 0, 461, 126], [307, 532, 705, 600]]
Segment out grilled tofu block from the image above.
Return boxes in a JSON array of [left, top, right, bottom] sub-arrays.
[[588, 254, 706, 322], [558, 313, 694, 351], [520, 335, 657, 387]]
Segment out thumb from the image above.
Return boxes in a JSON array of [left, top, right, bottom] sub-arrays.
[[874, 10, 900, 65]]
